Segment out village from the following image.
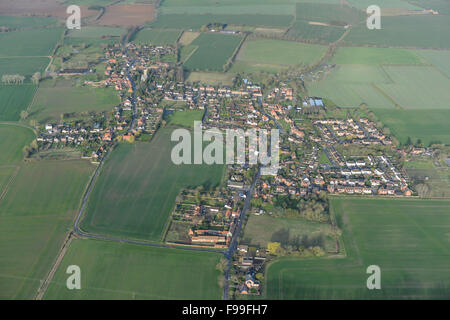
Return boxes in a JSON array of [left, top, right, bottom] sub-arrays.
[[32, 41, 423, 297]]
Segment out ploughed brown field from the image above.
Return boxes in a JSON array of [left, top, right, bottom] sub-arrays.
[[98, 4, 154, 27]]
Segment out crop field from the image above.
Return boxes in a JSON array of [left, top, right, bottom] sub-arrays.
[[0, 85, 37, 122], [242, 214, 337, 252], [166, 109, 204, 127], [150, 14, 293, 29], [43, 239, 222, 299], [410, 0, 450, 14], [183, 33, 242, 71], [331, 47, 427, 66], [235, 39, 326, 72], [347, 0, 423, 10], [416, 49, 450, 77], [307, 64, 396, 109], [0, 160, 94, 299], [0, 124, 35, 166], [0, 57, 50, 79], [344, 15, 450, 49], [263, 198, 450, 299], [372, 109, 450, 146], [81, 128, 225, 242], [29, 84, 120, 124], [132, 28, 181, 45], [228, 61, 288, 74], [0, 16, 59, 29], [0, 28, 63, 57], [377, 66, 450, 109], [287, 21, 345, 43], [67, 26, 126, 39], [295, 3, 364, 26]]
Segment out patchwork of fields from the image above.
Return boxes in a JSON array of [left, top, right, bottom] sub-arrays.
[[263, 198, 450, 299], [43, 239, 223, 299], [81, 128, 225, 242]]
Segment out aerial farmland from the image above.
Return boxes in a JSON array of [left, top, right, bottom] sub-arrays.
[[0, 0, 449, 308]]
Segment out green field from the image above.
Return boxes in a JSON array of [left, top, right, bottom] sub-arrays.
[[67, 26, 126, 39], [0, 160, 94, 299], [167, 109, 204, 127], [29, 84, 120, 124], [81, 127, 225, 241], [416, 49, 450, 78], [0, 85, 37, 121], [331, 47, 427, 65], [0, 124, 35, 165], [347, 0, 423, 10], [0, 16, 59, 29], [150, 14, 293, 29], [295, 3, 364, 25], [0, 28, 63, 57], [44, 239, 222, 299], [132, 28, 181, 45], [242, 214, 336, 252], [410, 0, 450, 14], [0, 57, 50, 79], [344, 15, 450, 49], [372, 109, 450, 146], [264, 198, 450, 299], [377, 66, 450, 109], [235, 39, 326, 72], [307, 64, 396, 109], [184, 33, 242, 71], [287, 21, 345, 43]]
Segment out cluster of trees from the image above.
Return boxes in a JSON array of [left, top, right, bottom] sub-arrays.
[[270, 192, 329, 222], [23, 140, 38, 158], [2, 74, 25, 85], [267, 238, 325, 258]]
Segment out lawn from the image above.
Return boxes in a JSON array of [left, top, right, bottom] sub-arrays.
[[80, 127, 225, 242], [0, 160, 94, 299], [236, 39, 327, 67], [0, 28, 63, 57], [0, 124, 35, 165], [263, 198, 450, 299], [132, 28, 181, 45], [242, 214, 336, 252], [167, 109, 204, 127], [0, 85, 37, 121], [43, 239, 223, 299], [183, 33, 242, 71], [29, 84, 120, 124]]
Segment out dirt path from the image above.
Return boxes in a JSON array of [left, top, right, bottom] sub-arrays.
[[34, 232, 75, 300]]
